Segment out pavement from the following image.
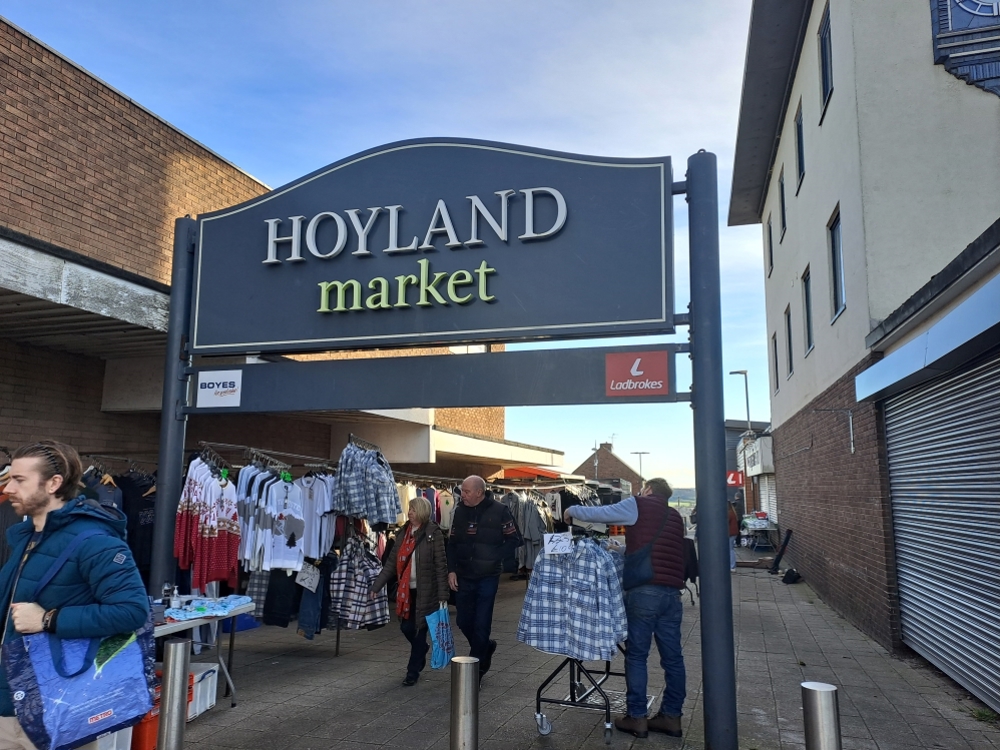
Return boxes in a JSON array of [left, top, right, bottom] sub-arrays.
[[181, 558, 1000, 750]]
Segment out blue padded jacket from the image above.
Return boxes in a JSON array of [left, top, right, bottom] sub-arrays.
[[0, 495, 150, 716]]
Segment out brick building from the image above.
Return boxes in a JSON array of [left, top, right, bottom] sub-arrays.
[[571, 443, 642, 493], [730, 0, 1000, 711], [0, 18, 560, 555]]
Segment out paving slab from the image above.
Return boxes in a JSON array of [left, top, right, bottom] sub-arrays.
[[179, 566, 1000, 749]]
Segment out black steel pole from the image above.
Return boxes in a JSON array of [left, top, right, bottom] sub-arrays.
[[150, 217, 196, 596], [687, 151, 738, 749]]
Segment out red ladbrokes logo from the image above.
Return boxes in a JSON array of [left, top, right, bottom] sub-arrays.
[[605, 352, 670, 397]]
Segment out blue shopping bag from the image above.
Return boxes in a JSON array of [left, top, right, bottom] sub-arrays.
[[425, 603, 455, 670], [2, 530, 157, 750]]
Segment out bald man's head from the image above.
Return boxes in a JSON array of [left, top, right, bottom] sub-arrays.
[[460, 475, 486, 506]]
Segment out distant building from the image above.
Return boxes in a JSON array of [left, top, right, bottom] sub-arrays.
[[571, 443, 642, 493], [725, 420, 771, 515]]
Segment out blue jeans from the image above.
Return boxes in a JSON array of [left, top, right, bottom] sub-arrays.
[[730, 535, 737, 571], [624, 585, 685, 718], [455, 575, 500, 666], [297, 556, 335, 640]]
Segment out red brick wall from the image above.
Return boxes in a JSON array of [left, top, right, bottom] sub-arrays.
[[772, 354, 901, 650], [185, 415, 333, 461], [433, 407, 505, 441], [0, 338, 161, 454], [0, 21, 267, 286]]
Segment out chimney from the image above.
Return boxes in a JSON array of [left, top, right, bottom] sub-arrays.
[[599, 442, 613, 451]]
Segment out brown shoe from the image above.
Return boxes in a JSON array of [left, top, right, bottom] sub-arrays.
[[614, 714, 648, 738], [647, 712, 682, 737]]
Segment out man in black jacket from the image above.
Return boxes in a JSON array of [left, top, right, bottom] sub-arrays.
[[447, 475, 522, 681]]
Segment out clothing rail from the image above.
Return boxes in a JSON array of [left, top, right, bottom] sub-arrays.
[[81, 453, 158, 477], [348, 433, 381, 452], [391, 469, 590, 494], [195, 441, 328, 466], [197, 444, 234, 470]]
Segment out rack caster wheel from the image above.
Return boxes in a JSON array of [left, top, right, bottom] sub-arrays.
[[604, 725, 613, 744], [535, 714, 552, 736]]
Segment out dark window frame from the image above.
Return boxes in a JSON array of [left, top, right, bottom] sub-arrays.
[[829, 211, 846, 321], [802, 266, 814, 353], [771, 333, 780, 393], [819, 4, 834, 121], [795, 103, 806, 191], [766, 215, 774, 276], [784, 305, 794, 378], [779, 170, 787, 240]]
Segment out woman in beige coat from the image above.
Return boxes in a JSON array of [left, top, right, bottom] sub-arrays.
[[372, 495, 450, 685]]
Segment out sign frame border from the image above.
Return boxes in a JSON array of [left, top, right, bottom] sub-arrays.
[[189, 137, 674, 355]]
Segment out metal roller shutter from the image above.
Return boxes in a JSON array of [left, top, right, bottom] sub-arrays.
[[758, 475, 777, 520], [884, 351, 1000, 713]]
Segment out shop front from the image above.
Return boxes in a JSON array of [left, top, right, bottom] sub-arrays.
[[857, 240, 1000, 713]]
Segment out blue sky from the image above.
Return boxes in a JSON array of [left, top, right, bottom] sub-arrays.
[[3, 1, 769, 486]]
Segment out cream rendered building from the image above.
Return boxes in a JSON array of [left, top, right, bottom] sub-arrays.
[[731, 0, 1000, 712]]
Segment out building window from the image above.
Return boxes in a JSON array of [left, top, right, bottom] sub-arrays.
[[784, 306, 794, 377], [779, 170, 787, 239], [771, 333, 780, 392], [830, 212, 846, 319], [802, 266, 814, 353], [766, 215, 774, 275], [795, 104, 805, 188], [819, 4, 834, 112]]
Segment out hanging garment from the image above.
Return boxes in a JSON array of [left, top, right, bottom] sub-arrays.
[[174, 458, 240, 590], [266, 479, 305, 572], [116, 473, 156, 583], [438, 489, 456, 530], [331, 443, 402, 523], [517, 538, 627, 661], [294, 475, 330, 560], [328, 537, 389, 630], [82, 470, 123, 509]]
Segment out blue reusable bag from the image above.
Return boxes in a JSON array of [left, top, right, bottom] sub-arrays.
[[2, 530, 157, 750], [425, 603, 455, 670]]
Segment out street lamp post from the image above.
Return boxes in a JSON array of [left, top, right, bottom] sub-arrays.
[[729, 369, 751, 432], [630, 451, 649, 485], [729, 370, 752, 511]]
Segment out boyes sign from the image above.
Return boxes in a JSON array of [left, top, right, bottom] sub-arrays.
[[191, 138, 675, 355]]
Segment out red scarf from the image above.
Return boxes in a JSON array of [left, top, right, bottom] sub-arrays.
[[396, 525, 418, 619]]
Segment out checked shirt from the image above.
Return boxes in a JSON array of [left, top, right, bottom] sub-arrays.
[[517, 538, 627, 661], [332, 444, 401, 524]]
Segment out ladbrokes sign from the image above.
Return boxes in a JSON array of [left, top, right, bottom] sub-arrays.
[[191, 138, 673, 354]]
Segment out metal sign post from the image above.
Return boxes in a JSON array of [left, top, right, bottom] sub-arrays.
[[150, 217, 195, 596], [688, 150, 738, 749]]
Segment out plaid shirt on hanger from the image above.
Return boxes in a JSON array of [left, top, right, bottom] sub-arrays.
[[329, 538, 389, 630], [517, 538, 627, 661]]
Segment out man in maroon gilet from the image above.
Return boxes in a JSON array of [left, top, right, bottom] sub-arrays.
[[565, 477, 686, 738]]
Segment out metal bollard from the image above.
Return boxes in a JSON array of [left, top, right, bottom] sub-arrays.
[[801, 682, 842, 750], [450, 656, 479, 750], [158, 638, 191, 750]]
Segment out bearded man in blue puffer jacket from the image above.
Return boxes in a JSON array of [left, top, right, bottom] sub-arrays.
[[0, 440, 149, 750]]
